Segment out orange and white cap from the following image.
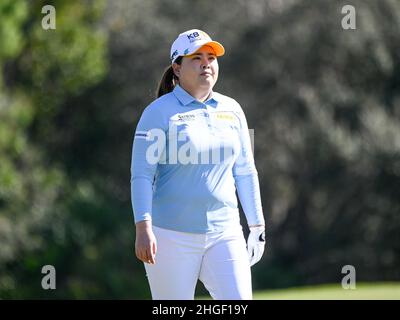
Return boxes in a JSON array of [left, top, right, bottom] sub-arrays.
[[170, 29, 225, 64]]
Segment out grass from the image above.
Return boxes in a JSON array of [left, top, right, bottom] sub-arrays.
[[196, 282, 400, 300]]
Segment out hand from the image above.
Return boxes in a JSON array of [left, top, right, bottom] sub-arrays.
[[247, 225, 266, 267], [135, 220, 157, 264]]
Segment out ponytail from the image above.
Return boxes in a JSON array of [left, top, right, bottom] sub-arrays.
[[156, 56, 182, 98]]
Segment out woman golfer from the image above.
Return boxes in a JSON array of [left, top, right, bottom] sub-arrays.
[[130, 29, 265, 300]]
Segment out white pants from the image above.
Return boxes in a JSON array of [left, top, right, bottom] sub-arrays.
[[144, 225, 252, 300]]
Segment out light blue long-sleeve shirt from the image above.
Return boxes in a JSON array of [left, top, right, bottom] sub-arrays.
[[130, 85, 264, 233]]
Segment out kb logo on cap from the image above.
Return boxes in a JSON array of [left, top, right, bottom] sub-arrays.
[[187, 31, 201, 42]]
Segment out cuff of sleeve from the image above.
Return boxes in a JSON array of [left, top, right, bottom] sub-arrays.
[[134, 212, 152, 224]]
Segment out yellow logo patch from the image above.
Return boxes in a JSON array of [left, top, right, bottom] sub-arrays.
[[215, 112, 234, 121]]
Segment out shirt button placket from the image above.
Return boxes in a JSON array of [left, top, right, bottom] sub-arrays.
[[204, 104, 213, 134]]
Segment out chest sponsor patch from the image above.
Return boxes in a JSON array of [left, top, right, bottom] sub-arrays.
[[214, 112, 235, 121], [178, 114, 196, 121], [170, 114, 197, 122]]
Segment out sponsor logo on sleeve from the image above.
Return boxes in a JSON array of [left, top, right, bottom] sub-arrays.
[[135, 130, 150, 140]]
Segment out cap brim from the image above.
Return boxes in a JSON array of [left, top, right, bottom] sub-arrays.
[[187, 41, 225, 57]]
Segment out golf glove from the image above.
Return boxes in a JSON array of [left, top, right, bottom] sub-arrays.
[[247, 226, 266, 267]]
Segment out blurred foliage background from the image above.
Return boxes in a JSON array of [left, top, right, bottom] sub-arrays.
[[0, 0, 399, 299]]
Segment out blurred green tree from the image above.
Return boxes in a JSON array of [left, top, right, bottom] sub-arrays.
[[0, 0, 109, 298]]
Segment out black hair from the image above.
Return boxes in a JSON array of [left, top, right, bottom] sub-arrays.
[[156, 56, 183, 98]]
